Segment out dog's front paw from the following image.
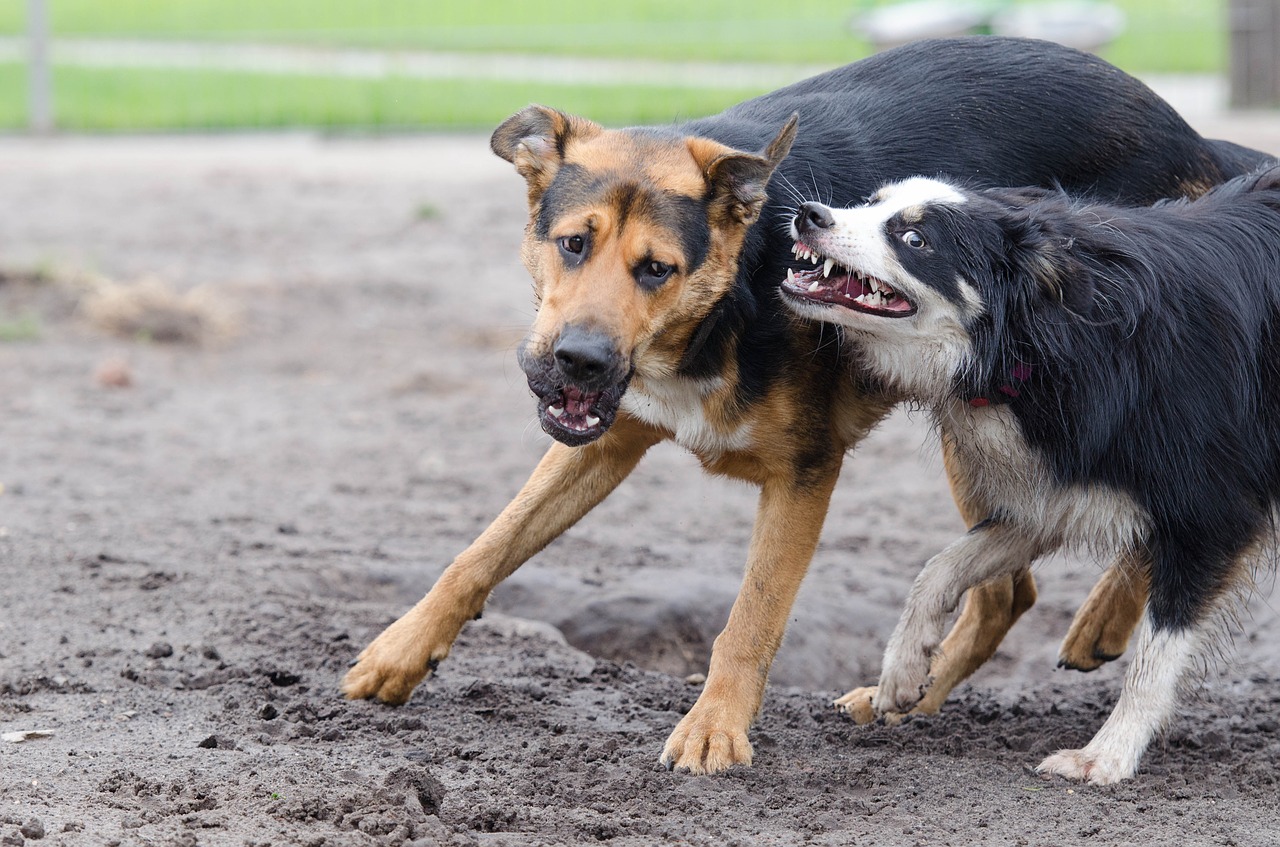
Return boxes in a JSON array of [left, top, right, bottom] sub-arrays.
[[1036, 748, 1136, 785], [872, 651, 932, 717], [342, 615, 447, 705], [835, 686, 915, 725], [660, 705, 753, 775]]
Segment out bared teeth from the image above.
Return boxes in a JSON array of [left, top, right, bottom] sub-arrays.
[[823, 258, 835, 278], [548, 404, 565, 418], [585, 414, 600, 428], [786, 268, 796, 283], [808, 280, 821, 293]]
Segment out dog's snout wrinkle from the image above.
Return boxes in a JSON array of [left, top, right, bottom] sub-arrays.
[[797, 202, 836, 234]]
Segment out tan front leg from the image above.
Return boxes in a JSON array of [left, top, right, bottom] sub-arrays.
[[837, 438, 1037, 722], [660, 461, 841, 774], [343, 415, 663, 704], [1058, 550, 1149, 670]]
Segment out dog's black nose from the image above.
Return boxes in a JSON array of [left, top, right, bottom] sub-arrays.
[[796, 202, 835, 233], [553, 325, 618, 386]]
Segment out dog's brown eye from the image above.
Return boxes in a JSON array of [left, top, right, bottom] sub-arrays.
[[638, 261, 674, 288], [901, 230, 926, 249], [559, 235, 585, 255], [646, 262, 672, 280]]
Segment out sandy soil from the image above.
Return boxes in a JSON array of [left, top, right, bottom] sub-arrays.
[[2, 126, 1280, 847]]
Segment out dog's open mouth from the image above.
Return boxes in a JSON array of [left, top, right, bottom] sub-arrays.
[[781, 241, 917, 317], [532, 378, 630, 447]]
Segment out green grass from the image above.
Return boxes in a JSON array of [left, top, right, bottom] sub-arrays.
[[0, 0, 1230, 130], [0, 0, 1227, 70], [0, 62, 765, 131]]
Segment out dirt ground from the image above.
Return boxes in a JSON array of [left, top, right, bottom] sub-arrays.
[[3, 118, 1280, 847]]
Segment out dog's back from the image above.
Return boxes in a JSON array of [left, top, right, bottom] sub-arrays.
[[686, 36, 1269, 208], [791, 165, 1280, 782], [674, 36, 1274, 388]]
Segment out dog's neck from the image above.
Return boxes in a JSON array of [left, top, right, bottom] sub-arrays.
[[963, 362, 1034, 408]]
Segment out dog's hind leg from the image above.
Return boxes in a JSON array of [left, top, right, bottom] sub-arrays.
[[1039, 532, 1252, 784], [1038, 612, 1199, 784], [1058, 551, 1150, 671], [343, 414, 663, 705], [661, 459, 842, 774]]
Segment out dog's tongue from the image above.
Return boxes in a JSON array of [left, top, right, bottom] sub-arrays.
[[563, 386, 598, 416]]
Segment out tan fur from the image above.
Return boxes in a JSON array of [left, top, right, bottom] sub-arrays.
[[836, 436, 1147, 722], [1059, 552, 1150, 670], [345, 107, 1140, 773]]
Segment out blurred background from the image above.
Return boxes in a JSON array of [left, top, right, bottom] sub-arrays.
[[4, 0, 1277, 134]]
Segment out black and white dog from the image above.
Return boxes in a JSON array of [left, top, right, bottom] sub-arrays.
[[779, 166, 1280, 783]]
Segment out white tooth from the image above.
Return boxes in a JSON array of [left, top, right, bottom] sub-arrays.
[[823, 258, 835, 278], [549, 404, 565, 418], [869, 278, 880, 293], [585, 414, 600, 428], [791, 243, 798, 256], [787, 268, 795, 282], [808, 281, 821, 293]]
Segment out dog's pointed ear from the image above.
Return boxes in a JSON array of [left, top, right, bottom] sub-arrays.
[[491, 105, 603, 203], [688, 113, 798, 226]]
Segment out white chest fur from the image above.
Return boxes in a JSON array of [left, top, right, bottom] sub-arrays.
[[939, 402, 1148, 554], [621, 376, 755, 457]]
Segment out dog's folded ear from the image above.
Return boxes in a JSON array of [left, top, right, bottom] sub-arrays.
[[688, 113, 799, 226], [1000, 209, 1096, 316], [491, 105, 603, 202]]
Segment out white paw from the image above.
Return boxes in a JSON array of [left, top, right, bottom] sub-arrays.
[[872, 653, 931, 716], [1037, 748, 1136, 785]]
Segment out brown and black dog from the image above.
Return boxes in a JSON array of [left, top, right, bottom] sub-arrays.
[[344, 36, 1270, 773]]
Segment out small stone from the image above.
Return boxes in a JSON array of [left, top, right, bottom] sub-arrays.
[[94, 359, 133, 388], [684, 673, 707, 686], [19, 819, 43, 840], [144, 642, 173, 659], [259, 704, 279, 721]]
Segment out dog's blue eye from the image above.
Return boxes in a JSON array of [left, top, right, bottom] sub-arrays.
[[901, 230, 926, 249], [558, 235, 585, 255]]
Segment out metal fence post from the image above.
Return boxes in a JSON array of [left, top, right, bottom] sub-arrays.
[[28, 0, 53, 133], [1229, 0, 1280, 108]]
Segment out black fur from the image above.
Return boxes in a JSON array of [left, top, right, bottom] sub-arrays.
[[884, 165, 1280, 631], [671, 36, 1273, 407]]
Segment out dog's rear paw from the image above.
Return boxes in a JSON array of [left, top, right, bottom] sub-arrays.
[[1057, 618, 1128, 671], [1036, 749, 1135, 785], [1057, 570, 1144, 671], [659, 709, 753, 775]]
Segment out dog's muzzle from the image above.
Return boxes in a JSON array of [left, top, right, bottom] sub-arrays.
[[518, 324, 633, 446]]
